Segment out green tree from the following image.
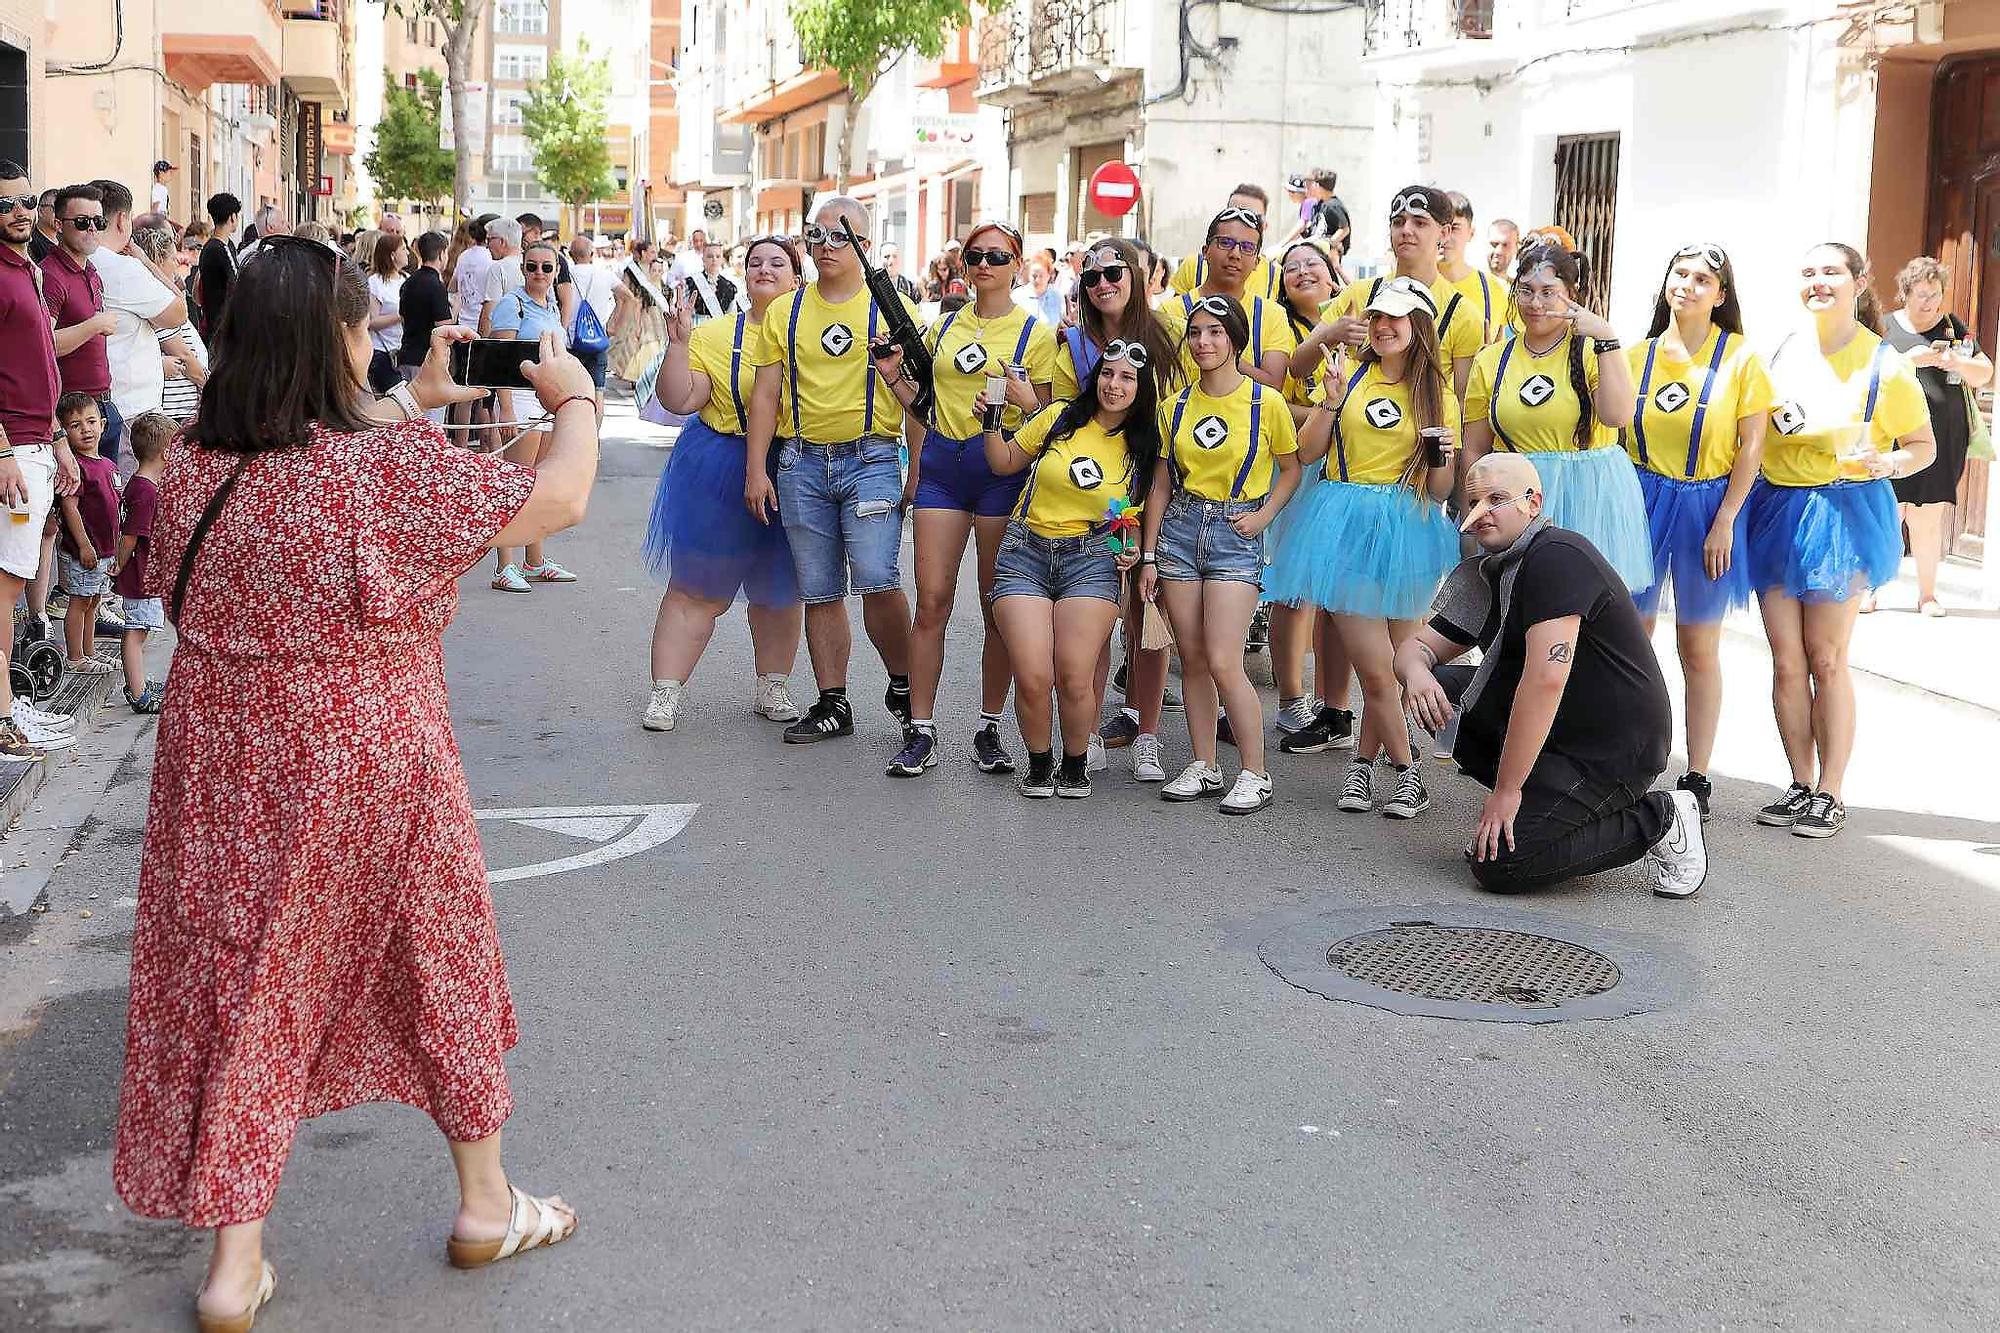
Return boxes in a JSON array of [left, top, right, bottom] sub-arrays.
[[364, 69, 455, 212], [789, 0, 973, 190], [519, 43, 616, 232], [384, 0, 495, 213]]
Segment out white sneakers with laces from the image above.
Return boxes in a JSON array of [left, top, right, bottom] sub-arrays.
[[754, 674, 800, 722], [643, 680, 684, 732], [1160, 761, 1224, 802], [1220, 769, 1273, 815], [1646, 788, 1708, 899], [1132, 733, 1165, 783], [492, 564, 532, 593], [1086, 734, 1107, 773], [12, 700, 73, 733], [12, 709, 75, 751]]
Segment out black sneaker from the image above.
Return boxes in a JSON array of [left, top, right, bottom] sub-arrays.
[[1755, 781, 1813, 827], [1055, 755, 1091, 799], [1676, 771, 1714, 822], [884, 681, 912, 725], [1382, 764, 1429, 819], [971, 722, 1015, 774], [1019, 753, 1056, 798], [1099, 711, 1140, 748], [1792, 791, 1845, 839], [886, 726, 937, 777], [1280, 706, 1355, 755], [783, 695, 853, 743], [1216, 712, 1237, 749]]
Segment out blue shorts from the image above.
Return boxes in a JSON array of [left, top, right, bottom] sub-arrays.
[[1155, 492, 1265, 586], [774, 437, 905, 604], [913, 428, 1026, 516], [990, 521, 1120, 603], [122, 596, 166, 629], [574, 347, 608, 389], [58, 551, 113, 597]]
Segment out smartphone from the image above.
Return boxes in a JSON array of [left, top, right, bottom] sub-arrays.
[[450, 338, 540, 391]]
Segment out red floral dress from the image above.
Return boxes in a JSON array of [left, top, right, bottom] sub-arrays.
[[113, 419, 537, 1227]]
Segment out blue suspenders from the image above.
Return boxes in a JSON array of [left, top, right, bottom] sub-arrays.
[[934, 311, 1037, 437], [1065, 325, 1100, 385], [861, 304, 879, 435], [784, 291, 880, 441], [1630, 331, 1732, 479], [1861, 340, 1890, 425], [1166, 389, 1191, 489], [726, 312, 748, 430], [1328, 364, 1371, 483], [1487, 339, 1520, 451], [1229, 384, 1266, 499]]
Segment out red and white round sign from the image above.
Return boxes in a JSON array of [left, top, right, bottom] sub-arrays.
[[1086, 161, 1142, 218]]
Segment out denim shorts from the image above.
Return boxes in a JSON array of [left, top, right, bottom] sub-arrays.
[[913, 429, 1027, 517], [122, 596, 166, 629], [58, 551, 113, 597], [1155, 492, 1265, 586], [574, 347, 608, 389], [989, 520, 1120, 604], [773, 436, 905, 604]]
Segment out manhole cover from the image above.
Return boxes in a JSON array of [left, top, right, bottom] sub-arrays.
[[1326, 923, 1620, 1008]]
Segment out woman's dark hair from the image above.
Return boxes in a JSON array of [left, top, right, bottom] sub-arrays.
[[1645, 245, 1744, 339], [1036, 356, 1165, 501], [190, 239, 374, 452], [1277, 241, 1338, 334], [1819, 241, 1885, 334], [1356, 305, 1449, 491], [1078, 237, 1184, 390], [1185, 293, 1251, 358], [1512, 241, 1597, 448], [745, 234, 803, 277]]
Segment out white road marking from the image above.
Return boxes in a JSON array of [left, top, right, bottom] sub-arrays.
[[475, 803, 698, 882], [511, 815, 633, 842]]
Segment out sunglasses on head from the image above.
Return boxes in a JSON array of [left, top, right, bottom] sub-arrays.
[[0, 195, 35, 213], [802, 223, 855, 249], [1674, 242, 1728, 271], [523, 261, 557, 274], [1189, 295, 1234, 318], [961, 247, 1015, 268], [1213, 206, 1264, 231], [63, 215, 107, 231], [1079, 264, 1128, 289], [1101, 339, 1149, 369], [1388, 191, 1437, 220]]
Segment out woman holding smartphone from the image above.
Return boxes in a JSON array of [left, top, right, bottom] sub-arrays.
[[488, 240, 578, 591]]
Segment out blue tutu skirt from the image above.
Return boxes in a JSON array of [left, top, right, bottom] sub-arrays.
[[1633, 471, 1751, 623], [1260, 455, 1326, 599], [1525, 445, 1654, 592], [642, 417, 799, 607], [1263, 481, 1459, 621], [1744, 477, 1901, 604]]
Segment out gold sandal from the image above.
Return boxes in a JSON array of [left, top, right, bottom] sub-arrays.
[[195, 1259, 276, 1333], [446, 1184, 579, 1269]]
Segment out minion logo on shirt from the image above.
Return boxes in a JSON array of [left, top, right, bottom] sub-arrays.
[[1652, 383, 1691, 414], [1518, 374, 1556, 407], [1363, 398, 1404, 430], [820, 323, 855, 357], [1772, 401, 1807, 436], [951, 342, 988, 375], [1068, 456, 1106, 489], [1191, 415, 1230, 450]]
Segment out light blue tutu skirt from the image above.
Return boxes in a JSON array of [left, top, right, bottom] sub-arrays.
[[642, 417, 799, 607], [1745, 477, 1901, 604], [1633, 471, 1751, 623], [1260, 455, 1326, 600], [1263, 481, 1459, 621], [1525, 445, 1654, 592]]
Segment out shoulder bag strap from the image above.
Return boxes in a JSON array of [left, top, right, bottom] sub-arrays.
[[170, 456, 251, 625]]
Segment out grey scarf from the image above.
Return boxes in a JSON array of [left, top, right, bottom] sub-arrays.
[[1430, 515, 1552, 718]]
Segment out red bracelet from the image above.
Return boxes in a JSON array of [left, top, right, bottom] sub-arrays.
[[551, 394, 595, 415]]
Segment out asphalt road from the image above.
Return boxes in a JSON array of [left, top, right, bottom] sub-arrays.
[[4, 397, 2000, 1331]]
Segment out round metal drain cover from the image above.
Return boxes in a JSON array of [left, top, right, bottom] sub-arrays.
[[1327, 924, 1619, 1008]]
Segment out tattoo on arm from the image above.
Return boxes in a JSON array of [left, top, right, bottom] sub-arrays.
[[1547, 642, 1572, 664]]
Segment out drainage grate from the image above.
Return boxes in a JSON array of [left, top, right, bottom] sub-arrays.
[[1325, 921, 1620, 1008]]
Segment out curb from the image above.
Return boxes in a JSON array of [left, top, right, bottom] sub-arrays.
[[0, 655, 123, 850]]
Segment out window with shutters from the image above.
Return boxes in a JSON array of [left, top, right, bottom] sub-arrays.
[[1021, 192, 1056, 236], [1550, 132, 1619, 316]]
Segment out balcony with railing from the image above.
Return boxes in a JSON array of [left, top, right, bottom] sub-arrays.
[[976, 0, 1135, 108], [1362, 0, 1496, 57], [161, 0, 283, 92], [282, 0, 349, 107]]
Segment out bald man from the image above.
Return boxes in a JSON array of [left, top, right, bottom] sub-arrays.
[[1395, 454, 1706, 898]]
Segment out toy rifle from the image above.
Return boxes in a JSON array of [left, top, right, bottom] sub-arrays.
[[840, 217, 935, 425]]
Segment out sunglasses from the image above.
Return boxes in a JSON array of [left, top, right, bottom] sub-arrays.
[[1188, 295, 1235, 318], [523, 261, 557, 274], [1213, 206, 1264, 231], [1208, 236, 1259, 257], [1674, 242, 1728, 270], [1388, 192, 1437, 220], [63, 215, 107, 231], [1079, 264, 1128, 289], [962, 247, 1015, 268], [0, 195, 35, 213], [1101, 339, 1149, 369], [802, 224, 855, 249]]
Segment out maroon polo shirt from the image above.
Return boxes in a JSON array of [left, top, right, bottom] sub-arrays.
[[39, 245, 111, 397], [0, 242, 59, 446]]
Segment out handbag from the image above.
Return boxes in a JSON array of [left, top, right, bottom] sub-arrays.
[[570, 297, 610, 354], [1965, 383, 1993, 462]]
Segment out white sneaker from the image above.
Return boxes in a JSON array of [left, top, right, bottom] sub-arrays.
[[1160, 760, 1224, 802], [1220, 769, 1273, 815], [1086, 734, 1107, 773], [1132, 732, 1166, 783], [12, 700, 73, 733], [1336, 760, 1373, 813], [523, 560, 578, 583], [1646, 788, 1708, 899], [754, 674, 800, 721], [643, 679, 684, 732], [13, 711, 75, 751], [491, 564, 533, 593]]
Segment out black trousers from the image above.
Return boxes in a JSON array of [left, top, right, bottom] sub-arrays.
[[1437, 665, 1672, 894]]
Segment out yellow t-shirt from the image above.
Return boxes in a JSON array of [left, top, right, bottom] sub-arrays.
[[1158, 377, 1298, 502], [1464, 330, 1606, 453], [1053, 303, 1189, 401], [1319, 362, 1462, 485], [1621, 328, 1775, 482], [1172, 292, 1298, 384], [751, 283, 924, 442], [1443, 267, 1507, 346], [1760, 328, 1929, 488], [1170, 252, 1281, 301], [1282, 308, 1332, 408], [925, 302, 1057, 439], [1326, 274, 1484, 369], [686, 310, 760, 436], [1009, 404, 1137, 538]]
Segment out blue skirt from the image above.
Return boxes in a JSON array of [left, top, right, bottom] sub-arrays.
[[1525, 445, 1654, 592], [1744, 477, 1901, 604], [1633, 471, 1751, 623], [1260, 455, 1326, 592], [642, 417, 799, 607], [1263, 481, 1459, 621]]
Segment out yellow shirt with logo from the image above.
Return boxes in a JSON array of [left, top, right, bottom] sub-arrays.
[[925, 302, 1057, 438], [1760, 328, 1929, 488], [1620, 328, 1775, 483], [686, 310, 761, 436], [1325, 274, 1484, 370], [1158, 377, 1299, 503], [1170, 253, 1281, 301], [1464, 330, 1606, 453], [1317, 363, 1461, 485], [1282, 307, 1334, 408], [751, 283, 924, 442], [1444, 267, 1507, 346], [1171, 292, 1298, 384], [1009, 404, 1137, 538], [1053, 303, 1188, 401]]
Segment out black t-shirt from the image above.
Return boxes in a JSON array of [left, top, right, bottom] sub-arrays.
[[28, 230, 55, 263], [398, 266, 454, 366], [1309, 197, 1352, 253], [1882, 311, 1970, 458], [682, 272, 738, 316], [1432, 529, 1670, 789]]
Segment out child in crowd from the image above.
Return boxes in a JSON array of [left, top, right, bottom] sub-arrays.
[[113, 413, 171, 712], [53, 394, 122, 677]]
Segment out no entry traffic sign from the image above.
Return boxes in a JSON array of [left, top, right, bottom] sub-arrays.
[[1087, 161, 1142, 218]]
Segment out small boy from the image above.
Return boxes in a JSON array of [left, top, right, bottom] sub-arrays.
[[113, 413, 171, 712], [52, 394, 122, 677]]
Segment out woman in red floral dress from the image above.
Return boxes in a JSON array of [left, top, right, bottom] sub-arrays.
[[113, 237, 601, 1332]]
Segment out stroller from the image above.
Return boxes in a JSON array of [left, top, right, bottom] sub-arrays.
[[10, 614, 65, 704]]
